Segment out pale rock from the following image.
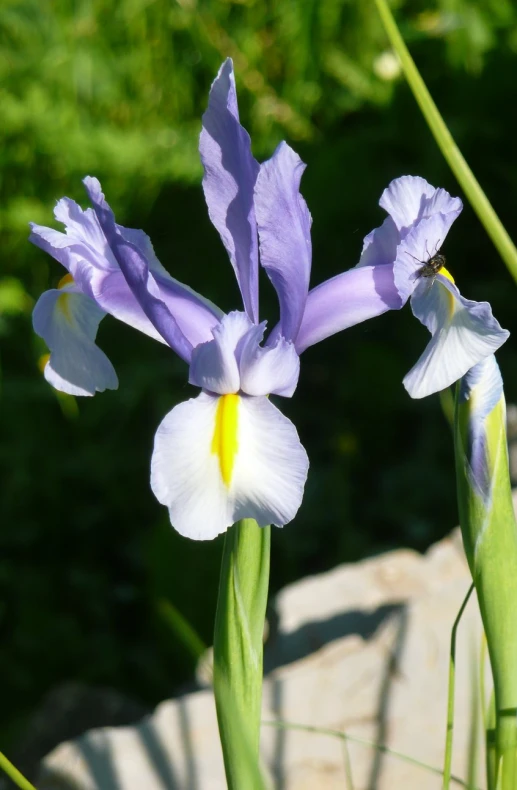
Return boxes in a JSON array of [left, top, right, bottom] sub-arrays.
[[38, 531, 485, 789]]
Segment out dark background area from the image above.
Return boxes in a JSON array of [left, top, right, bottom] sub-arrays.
[[1, 0, 517, 759]]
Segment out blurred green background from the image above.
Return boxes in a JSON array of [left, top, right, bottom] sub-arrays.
[[2, 0, 517, 764]]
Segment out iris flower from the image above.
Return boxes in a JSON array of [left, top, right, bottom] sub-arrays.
[[34, 61, 493, 540], [361, 176, 509, 398]]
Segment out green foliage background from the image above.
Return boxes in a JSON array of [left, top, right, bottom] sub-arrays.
[[2, 0, 517, 759]]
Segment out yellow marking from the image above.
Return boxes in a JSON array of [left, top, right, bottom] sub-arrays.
[[58, 292, 72, 321], [58, 272, 74, 289], [440, 266, 455, 284], [211, 394, 239, 487], [38, 353, 50, 373]]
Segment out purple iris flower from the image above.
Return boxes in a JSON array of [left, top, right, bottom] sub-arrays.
[[28, 60, 402, 539], [361, 176, 509, 398]]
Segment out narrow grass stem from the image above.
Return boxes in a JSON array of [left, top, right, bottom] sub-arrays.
[[263, 720, 480, 788], [443, 583, 475, 790], [373, 0, 517, 284]]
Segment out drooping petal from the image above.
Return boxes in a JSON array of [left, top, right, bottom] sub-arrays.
[[200, 58, 260, 323], [83, 176, 193, 362], [379, 175, 462, 236], [32, 286, 117, 396], [188, 311, 253, 394], [293, 264, 402, 353], [403, 276, 509, 399], [239, 335, 300, 397], [31, 185, 222, 355], [255, 142, 312, 342], [151, 391, 309, 540]]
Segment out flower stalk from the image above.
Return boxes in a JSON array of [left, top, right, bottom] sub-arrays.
[[0, 753, 37, 790], [213, 518, 270, 787], [373, 0, 517, 285], [454, 356, 517, 789]]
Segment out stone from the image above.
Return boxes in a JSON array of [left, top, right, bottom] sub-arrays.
[[37, 531, 484, 789]]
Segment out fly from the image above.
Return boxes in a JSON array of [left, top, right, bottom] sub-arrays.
[[407, 241, 446, 282], [418, 252, 446, 279]]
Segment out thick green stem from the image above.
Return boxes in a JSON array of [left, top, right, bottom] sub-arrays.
[[213, 518, 271, 789]]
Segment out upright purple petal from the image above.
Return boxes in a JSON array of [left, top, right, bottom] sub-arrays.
[[255, 142, 312, 343], [200, 58, 260, 323], [83, 177, 193, 363], [293, 264, 401, 353], [379, 176, 462, 236]]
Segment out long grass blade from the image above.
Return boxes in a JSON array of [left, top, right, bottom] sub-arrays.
[[443, 583, 475, 790]]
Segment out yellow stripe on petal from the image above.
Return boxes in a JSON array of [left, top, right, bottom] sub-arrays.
[[211, 394, 239, 487], [58, 273, 74, 289], [440, 266, 455, 284], [58, 292, 72, 321], [56, 273, 75, 321], [38, 353, 50, 373]]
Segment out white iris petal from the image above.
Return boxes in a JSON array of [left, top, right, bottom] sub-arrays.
[[150, 391, 309, 540], [33, 286, 118, 397], [403, 276, 509, 399]]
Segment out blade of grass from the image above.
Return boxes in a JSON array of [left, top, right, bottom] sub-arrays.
[[156, 598, 206, 661], [373, 0, 517, 284], [444, 583, 475, 790], [263, 720, 480, 789], [342, 735, 355, 790]]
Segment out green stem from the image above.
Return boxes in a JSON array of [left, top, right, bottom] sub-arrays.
[[0, 753, 37, 790], [443, 583, 475, 790], [213, 518, 271, 789], [373, 0, 517, 284]]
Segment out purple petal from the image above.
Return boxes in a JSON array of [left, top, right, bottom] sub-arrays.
[[200, 58, 260, 322], [293, 264, 402, 353], [83, 176, 193, 362], [33, 286, 118, 396], [189, 310, 300, 397], [403, 276, 509, 398], [30, 191, 222, 352], [379, 176, 462, 236], [255, 142, 312, 343], [357, 216, 400, 269], [239, 334, 300, 397], [188, 311, 251, 394]]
